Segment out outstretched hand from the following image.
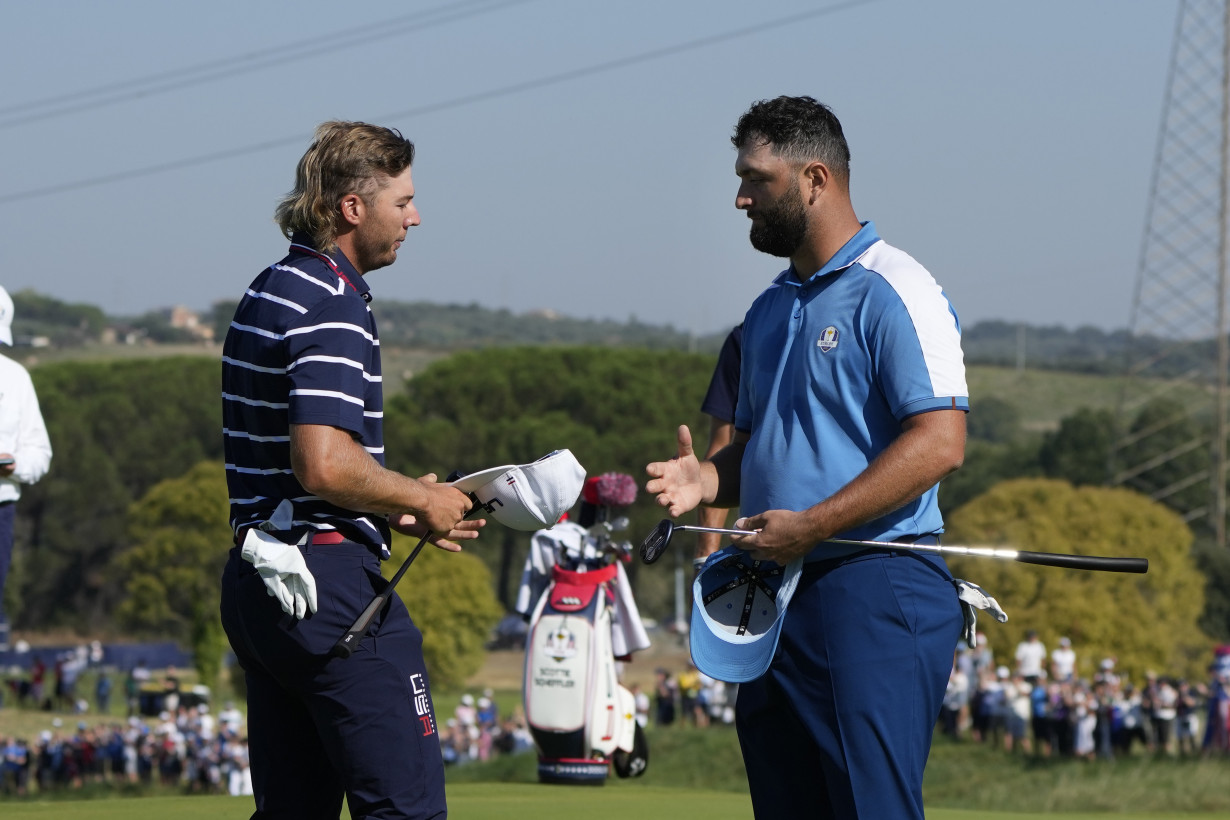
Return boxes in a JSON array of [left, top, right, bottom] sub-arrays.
[[645, 425, 706, 518]]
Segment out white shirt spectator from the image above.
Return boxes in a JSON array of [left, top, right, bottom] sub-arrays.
[[1051, 638, 1076, 680], [1015, 634, 1047, 678], [0, 352, 53, 504]]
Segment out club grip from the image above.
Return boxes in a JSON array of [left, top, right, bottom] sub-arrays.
[[1014, 550, 1149, 574], [331, 593, 388, 658]]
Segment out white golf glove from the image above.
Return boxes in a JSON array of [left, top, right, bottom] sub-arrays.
[[954, 579, 1007, 649], [240, 501, 318, 620]]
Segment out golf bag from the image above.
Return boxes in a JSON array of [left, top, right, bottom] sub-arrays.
[[518, 515, 650, 785]]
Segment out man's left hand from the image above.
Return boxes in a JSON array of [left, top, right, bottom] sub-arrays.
[[390, 514, 486, 553], [730, 509, 818, 565]]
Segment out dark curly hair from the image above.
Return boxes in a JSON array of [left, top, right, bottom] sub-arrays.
[[732, 96, 850, 183]]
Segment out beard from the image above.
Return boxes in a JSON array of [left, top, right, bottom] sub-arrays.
[[748, 184, 808, 258], [352, 228, 399, 274]]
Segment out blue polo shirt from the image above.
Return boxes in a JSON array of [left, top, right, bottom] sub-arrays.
[[735, 222, 968, 553], [222, 234, 391, 556]]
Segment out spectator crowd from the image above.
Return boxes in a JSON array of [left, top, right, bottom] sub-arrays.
[[937, 631, 1230, 759], [1, 701, 252, 797], [6, 632, 1228, 799], [440, 688, 535, 766]]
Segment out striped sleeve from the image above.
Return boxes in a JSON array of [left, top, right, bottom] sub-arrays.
[[285, 296, 381, 436]]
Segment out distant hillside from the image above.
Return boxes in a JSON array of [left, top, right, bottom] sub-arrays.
[[6, 288, 1220, 377]]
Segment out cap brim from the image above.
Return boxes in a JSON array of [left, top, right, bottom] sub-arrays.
[[688, 547, 802, 684], [447, 465, 515, 493]]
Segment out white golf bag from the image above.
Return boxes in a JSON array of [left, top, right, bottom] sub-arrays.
[[518, 520, 650, 784]]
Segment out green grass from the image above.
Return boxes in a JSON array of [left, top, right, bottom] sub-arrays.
[[0, 787, 1216, 820], [5, 713, 1229, 816], [447, 725, 1230, 815]]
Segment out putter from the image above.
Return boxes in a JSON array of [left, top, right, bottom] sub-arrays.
[[638, 519, 1149, 573], [332, 470, 489, 659]]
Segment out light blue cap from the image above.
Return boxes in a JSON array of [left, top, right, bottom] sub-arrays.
[[689, 545, 803, 683]]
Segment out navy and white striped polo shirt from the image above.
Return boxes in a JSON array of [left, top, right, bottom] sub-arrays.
[[222, 234, 391, 556]]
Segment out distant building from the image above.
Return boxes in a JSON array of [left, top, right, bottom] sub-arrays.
[[166, 306, 214, 342]]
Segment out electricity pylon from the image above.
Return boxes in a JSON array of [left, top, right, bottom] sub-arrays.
[[1112, 0, 1230, 547]]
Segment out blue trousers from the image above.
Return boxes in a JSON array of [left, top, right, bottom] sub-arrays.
[[220, 541, 446, 820], [0, 501, 14, 621], [736, 550, 961, 820]]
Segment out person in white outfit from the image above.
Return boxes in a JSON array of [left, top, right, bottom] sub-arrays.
[[0, 285, 53, 646]]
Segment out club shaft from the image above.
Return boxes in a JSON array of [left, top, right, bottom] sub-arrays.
[[331, 532, 432, 659], [673, 525, 1149, 574], [825, 537, 1148, 574]]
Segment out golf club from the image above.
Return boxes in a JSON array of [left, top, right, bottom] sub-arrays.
[[331, 529, 434, 659], [332, 470, 486, 659], [639, 519, 1149, 573]]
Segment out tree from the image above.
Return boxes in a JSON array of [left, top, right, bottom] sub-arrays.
[[1115, 397, 1210, 522], [15, 357, 222, 630], [384, 534, 503, 689], [383, 346, 714, 622], [1038, 407, 1116, 487], [115, 461, 230, 686], [938, 439, 1041, 515], [966, 396, 1022, 444], [945, 478, 1210, 681]]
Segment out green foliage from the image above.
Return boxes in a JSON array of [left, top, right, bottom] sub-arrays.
[[945, 478, 1210, 681], [939, 439, 1042, 514], [1192, 535, 1230, 642], [967, 396, 1023, 444], [1038, 407, 1116, 486], [116, 461, 231, 686], [14, 357, 221, 630], [125, 311, 199, 343], [369, 301, 726, 352], [10, 289, 107, 346], [384, 535, 503, 689], [383, 346, 715, 621], [1116, 397, 1211, 517]]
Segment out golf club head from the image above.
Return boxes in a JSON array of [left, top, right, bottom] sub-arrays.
[[639, 519, 675, 564]]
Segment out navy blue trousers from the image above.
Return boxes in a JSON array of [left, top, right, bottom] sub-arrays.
[[736, 550, 962, 820], [0, 501, 14, 622], [220, 541, 446, 820]]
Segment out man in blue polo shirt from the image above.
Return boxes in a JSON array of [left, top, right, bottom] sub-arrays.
[[647, 96, 968, 818], [220, 121, 483, 820]]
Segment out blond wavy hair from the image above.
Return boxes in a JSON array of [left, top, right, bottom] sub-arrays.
[[275, 121, 415, 252]]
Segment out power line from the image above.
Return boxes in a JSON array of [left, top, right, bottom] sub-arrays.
[[0, 0, 879, 205], [0, 0, 535, 129]]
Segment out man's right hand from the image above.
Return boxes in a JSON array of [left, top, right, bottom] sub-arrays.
[[413, 473, 475, 533], [645, 425, 706, 518]]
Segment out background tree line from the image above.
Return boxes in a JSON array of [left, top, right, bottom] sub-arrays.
[[5, 347, 1226, 687], [11, 287, 1229, 378]]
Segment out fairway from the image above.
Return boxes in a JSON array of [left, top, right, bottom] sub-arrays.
[[0, 785, 1213, 820]]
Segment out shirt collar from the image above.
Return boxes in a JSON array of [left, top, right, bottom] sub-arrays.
[[288, 232, 374, 301], [773, 221, 881, 287]]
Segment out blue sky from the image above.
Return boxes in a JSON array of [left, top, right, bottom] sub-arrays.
[[0, 0, 1179, 335]]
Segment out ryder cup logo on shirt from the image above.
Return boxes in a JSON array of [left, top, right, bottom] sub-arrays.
[[816, 326, 840, 352]]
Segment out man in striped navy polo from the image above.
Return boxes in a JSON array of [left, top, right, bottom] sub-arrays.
[[647, 97, 968, 819], [220, 121, 483, 820]]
